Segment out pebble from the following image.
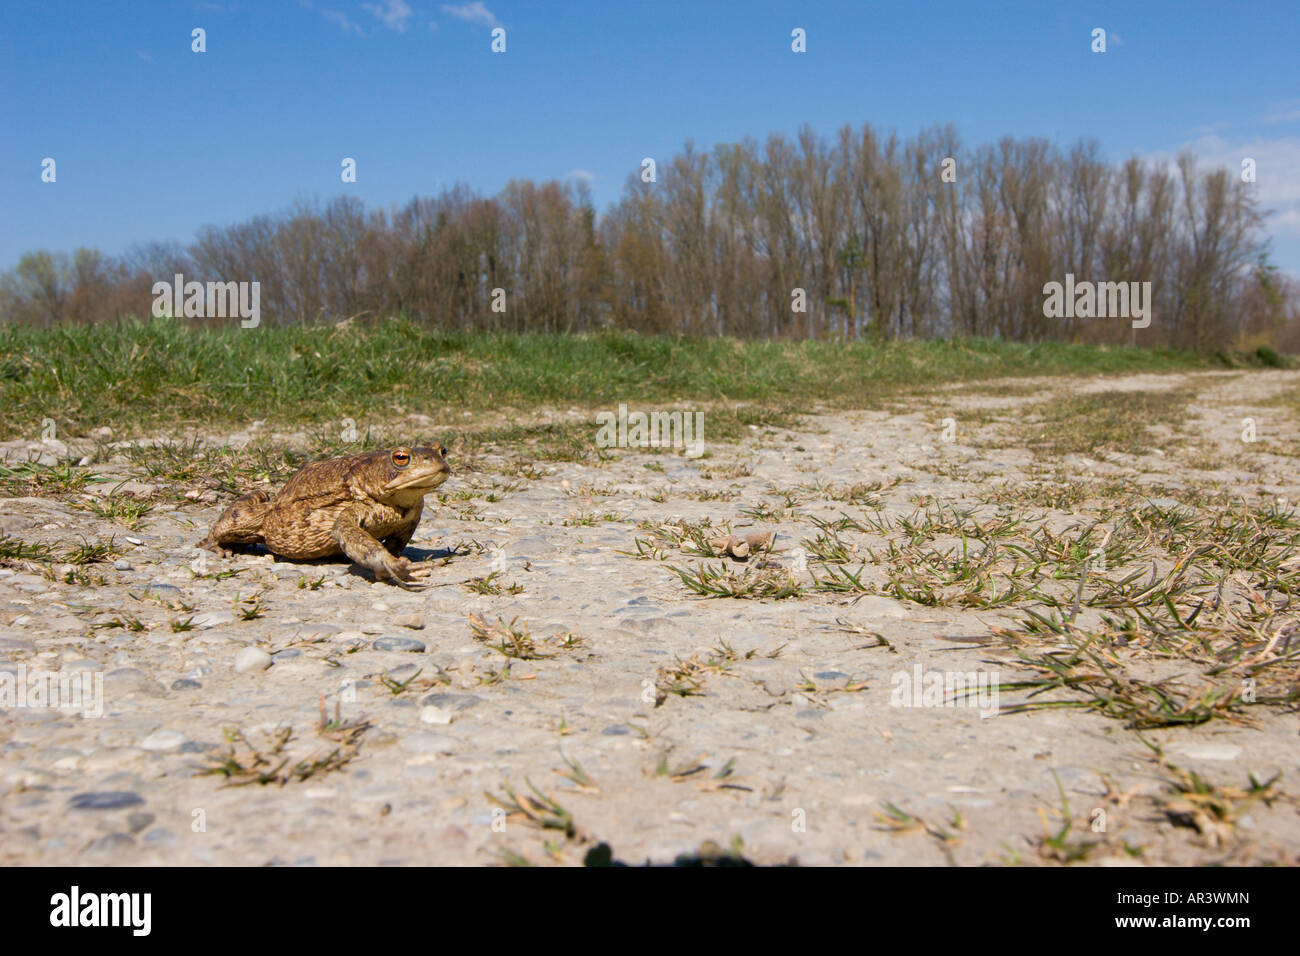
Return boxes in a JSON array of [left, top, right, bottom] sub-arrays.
[[143, 828, 177, 846], [400, 732, 459, 755], [234, 647, 273, 673], [68, 791, 145, 811], [85, 833, 136, 854], [386, 663, 420, 681], [193, 611, 235, 629], [420, 692, 482, 711], [1174, 743, 1243, 761], [420, 705, 454, 725], [140, 730, 186, 752], [374, 636, 426, 653]]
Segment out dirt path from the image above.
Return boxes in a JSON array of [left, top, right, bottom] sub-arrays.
[[1, 369, 1297, 865]]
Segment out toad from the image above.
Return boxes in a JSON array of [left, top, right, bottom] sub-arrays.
[[197, 445, 451, 588]]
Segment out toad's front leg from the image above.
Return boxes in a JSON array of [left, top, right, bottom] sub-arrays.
[[331, 510, 432, 589]]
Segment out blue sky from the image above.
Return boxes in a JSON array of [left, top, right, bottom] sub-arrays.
[[2, 0, 1298, 274]]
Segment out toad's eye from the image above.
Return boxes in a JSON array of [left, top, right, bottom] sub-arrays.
[[392, 449, 411, 468], [438, 444, 448, 458]]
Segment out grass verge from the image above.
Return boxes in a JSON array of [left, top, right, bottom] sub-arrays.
[[0, 316, 1215, 440]]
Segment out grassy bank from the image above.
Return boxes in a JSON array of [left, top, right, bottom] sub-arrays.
[[0, 317, 1220, 441]]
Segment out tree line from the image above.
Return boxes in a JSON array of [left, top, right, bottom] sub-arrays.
[[3, 121, 1296, 351]]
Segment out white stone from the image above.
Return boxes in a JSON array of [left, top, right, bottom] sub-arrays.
[[420, 705, 454, 726], [234, 647, 272, 673], [140, 730, 186, 752]]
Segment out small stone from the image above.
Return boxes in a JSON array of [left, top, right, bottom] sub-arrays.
[[85, 833, 136, 854], [374, 636, 426, 653], [419, 692, 482, 712], [1175, 743, 1243, 761], [234, 647, 272, 673], [68, 791, 145, 811], [143, 828, 177, 846], [126, 811, 155, 834], [140, 730, 185, 752], [171, 678, 201, 691], [400, 732, 459, 755], [393, 613, 425, 629], [193, 611, 235, 629], [144, 582, 182, 600], [420, 705, 454, 725]]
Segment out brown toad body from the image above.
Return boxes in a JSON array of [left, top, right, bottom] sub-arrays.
[[197, 445, 451, 588]]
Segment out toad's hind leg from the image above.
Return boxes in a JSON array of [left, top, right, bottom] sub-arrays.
[[196, 491, 273, 556]]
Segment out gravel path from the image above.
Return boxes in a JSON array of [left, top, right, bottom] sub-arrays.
[[2, 369, 1297, 865]]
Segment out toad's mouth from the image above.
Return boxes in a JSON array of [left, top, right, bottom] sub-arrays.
[[383, 467, 450, 494]]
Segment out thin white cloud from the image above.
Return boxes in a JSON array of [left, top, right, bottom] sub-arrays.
[[1149, 134, 1300, 238], [299, 0, 364, 36], [1262, 99, 1300, 125], [364, 0, 414, 32], [322, 8, 364, 35], [440, 2, 500, 27], [567, 170, 595, 183]]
